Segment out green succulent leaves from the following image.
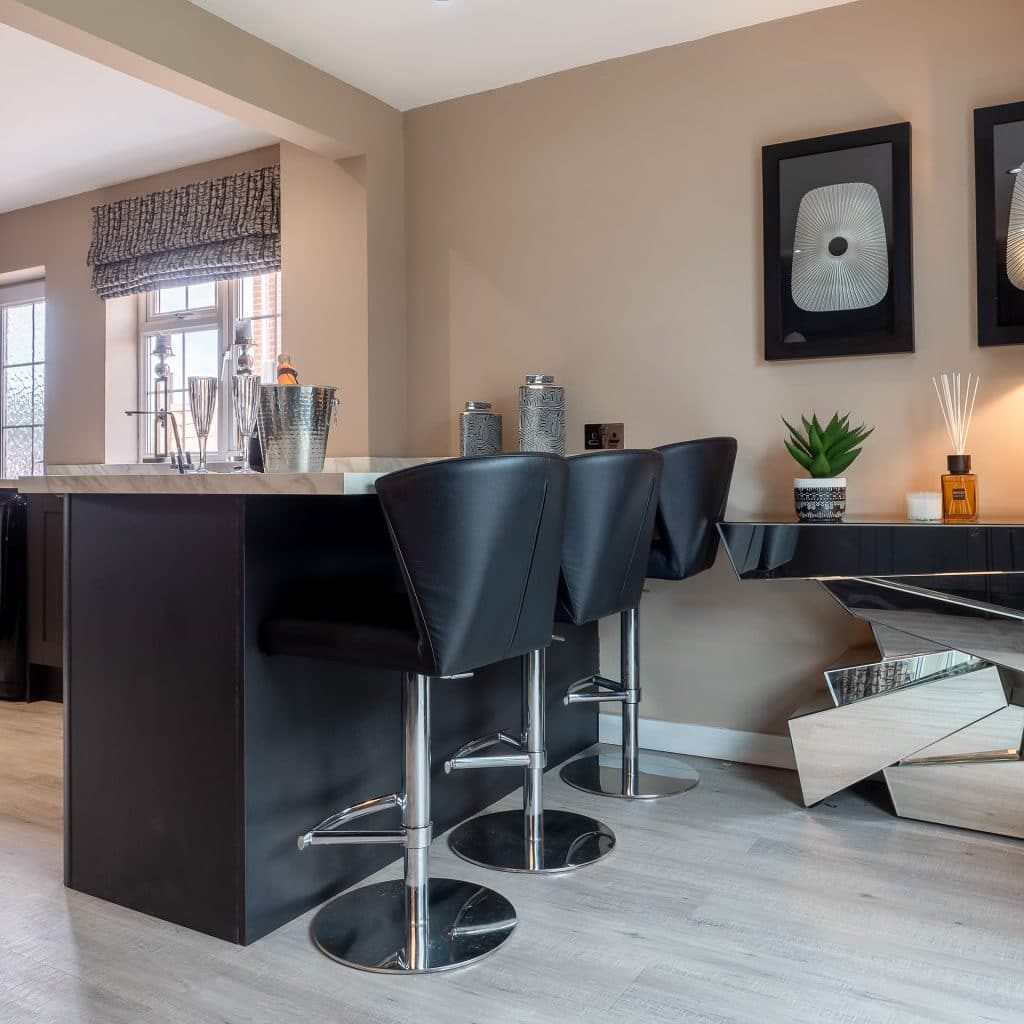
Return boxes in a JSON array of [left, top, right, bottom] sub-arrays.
[[783, 412, 873, 479]]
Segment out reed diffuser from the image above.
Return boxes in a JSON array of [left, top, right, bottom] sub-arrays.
[[932, 372, 980, 523]]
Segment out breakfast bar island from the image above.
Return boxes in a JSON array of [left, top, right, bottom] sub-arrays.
[[19, 466, 598, 945]]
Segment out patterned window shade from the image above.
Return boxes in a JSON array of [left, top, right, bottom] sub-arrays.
[[87, 165, 280, 300]]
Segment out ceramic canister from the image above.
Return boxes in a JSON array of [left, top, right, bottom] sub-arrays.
[[518, 374, 565, 456], [459, 401, 502, 456]]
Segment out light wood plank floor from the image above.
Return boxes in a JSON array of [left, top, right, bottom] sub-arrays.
[[2, 701, 1024, 1023]]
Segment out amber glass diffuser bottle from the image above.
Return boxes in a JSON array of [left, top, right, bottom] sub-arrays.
[[941, 453, 978, 523], [932, 372, 980, 525]]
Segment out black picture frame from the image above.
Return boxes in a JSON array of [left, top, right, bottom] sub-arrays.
[[762, 122, 913, 362], [974, 101, 1024, 347]]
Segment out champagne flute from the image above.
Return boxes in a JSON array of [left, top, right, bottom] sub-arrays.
[[231, 375, 261, 473], [188, 376, 218, 474]]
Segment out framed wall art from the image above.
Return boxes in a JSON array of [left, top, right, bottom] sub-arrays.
[[974, 100, 1024, 347], [762, 122, 913, 361]]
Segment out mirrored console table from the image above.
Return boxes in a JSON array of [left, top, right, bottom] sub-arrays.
[[719, 518, 1024, 840]]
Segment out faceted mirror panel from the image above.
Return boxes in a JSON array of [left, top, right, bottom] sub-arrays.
[[825, 649, 989, 707]]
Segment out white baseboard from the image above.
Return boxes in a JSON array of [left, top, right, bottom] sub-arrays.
[[598, 714, 796, 771]]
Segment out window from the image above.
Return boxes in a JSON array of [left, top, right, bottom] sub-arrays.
[[0, 288, 45, 478], [138, 271, 281, 459]]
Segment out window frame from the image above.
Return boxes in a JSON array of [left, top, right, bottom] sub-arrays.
[[0, 280, 46, 479], [136, 273, 281, 461]]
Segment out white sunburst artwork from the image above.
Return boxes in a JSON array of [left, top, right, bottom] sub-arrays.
[[1006, 165, 1024, 290], [790, 181, 890, 312]]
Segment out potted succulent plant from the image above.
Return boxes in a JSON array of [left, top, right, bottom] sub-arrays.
[[783, 413, 873, 522]]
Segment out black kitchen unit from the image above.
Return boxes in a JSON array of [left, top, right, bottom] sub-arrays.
[[53, 489, 598, 945]]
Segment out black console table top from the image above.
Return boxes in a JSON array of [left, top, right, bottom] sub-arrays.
[[718, 518, 1024, 582]]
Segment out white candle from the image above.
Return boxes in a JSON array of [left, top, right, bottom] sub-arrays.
[[906, 491, 943, 522]]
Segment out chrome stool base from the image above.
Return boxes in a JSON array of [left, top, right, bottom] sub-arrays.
[[448, 808, 615, 873], [560, 749, 700, 799], [311, 877, 516, 974]]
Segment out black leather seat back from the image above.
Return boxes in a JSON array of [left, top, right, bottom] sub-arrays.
[[375, 454, 569, 677], [557, 450, 663, 627], [647, 437, 738, 581]]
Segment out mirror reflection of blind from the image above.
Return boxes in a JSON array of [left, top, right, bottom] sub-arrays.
[[87, 165, 280, 300]]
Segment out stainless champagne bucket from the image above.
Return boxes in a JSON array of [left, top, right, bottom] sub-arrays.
[[257, 384, 338, 474]]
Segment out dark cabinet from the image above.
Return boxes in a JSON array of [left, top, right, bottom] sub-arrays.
[[27, 493, 63, 699]]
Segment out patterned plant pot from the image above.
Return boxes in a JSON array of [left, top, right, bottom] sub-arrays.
[[794, 477, 847, 522]]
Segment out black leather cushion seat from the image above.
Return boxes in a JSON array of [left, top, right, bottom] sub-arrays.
[[260, 453, 569, 678], [646, 437, 738, 581], [556, 450, 663, 628], [260, 592, 430, 673]]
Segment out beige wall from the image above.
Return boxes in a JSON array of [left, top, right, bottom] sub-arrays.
[[0, 146, 280, 465], [280, 143, 370, 455], [404, 0, 1024, 734]]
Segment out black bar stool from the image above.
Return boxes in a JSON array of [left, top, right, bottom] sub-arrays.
[[260, 453, 568, 974], [447, 450, 667, 871], [560, 436, 738, 799]]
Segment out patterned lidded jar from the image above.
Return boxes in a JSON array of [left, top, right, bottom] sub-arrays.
[[459, 401, 502, 457], [518, 374, 566, 456]]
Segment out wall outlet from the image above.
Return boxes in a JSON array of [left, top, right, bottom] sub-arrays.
[[584, 423, 624, 449]]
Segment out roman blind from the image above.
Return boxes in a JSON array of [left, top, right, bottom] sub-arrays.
[[87, 165, 280, 300]]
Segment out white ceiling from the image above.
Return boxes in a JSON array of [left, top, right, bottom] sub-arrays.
[[0, 23, 276, 214], [190, 0, 856, 111]]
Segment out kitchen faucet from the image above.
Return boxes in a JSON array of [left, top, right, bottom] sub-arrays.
[[124, 410, 191, 474]]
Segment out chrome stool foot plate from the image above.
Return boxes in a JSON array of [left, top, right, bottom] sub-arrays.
[[560, 749, 700, 799], [311, 878, 516, 974], [448, 808, 615, 873]]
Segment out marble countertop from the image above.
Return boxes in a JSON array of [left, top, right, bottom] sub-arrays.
[[16, 457, 441, 496]]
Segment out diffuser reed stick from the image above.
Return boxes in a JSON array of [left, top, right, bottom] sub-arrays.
[[932, 372, 979, 455], [933, 371, 980, 523]]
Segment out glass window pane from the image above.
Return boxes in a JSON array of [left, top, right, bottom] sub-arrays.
[[251, 316, 280, 380], [239, 271, 280, 320], [183, 328, 221, 379], [141, 327, 222, 455], [33, 301, 45, 362], [4, 366, 33, 426], [155, 285, 187, 314], [32, 427, 44, 475], [3, 427, 33, 478], [5, 304, 33, 364], [33, 364, 45, 424], [186, 281, 216, 309], [1, 299, 45, 475]]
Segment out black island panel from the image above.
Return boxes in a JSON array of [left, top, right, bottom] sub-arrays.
[[64, 493, 598, 945], [66, 494, 245, 940]]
